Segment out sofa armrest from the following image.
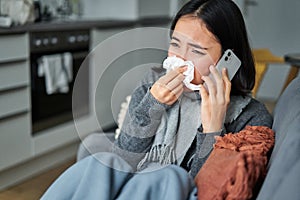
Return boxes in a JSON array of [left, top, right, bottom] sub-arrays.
[[257, 76, 300, 199]]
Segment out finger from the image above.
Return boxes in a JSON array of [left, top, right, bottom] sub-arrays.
[[209, 65, 222, 83], [222, 67, 230, 82], [209, 65, 226, 100], [160, 67, 187, 85], [222, 68, 231, 102], [150, 82, 169, 102], [164, 86, 183, 105], [202, 75, 216, 96], [177, 66, 188, 74], [166, 73, 185, 91], [171, 83, 184, 99], [216, 70, 226, 99], [199, 84, 209, 103], [158, 70, 179, 85]]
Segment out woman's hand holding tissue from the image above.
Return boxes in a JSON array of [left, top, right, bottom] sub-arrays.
[[199, 66, 231, 133], [150, 67, 187, 105]]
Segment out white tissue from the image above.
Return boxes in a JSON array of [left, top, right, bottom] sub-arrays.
[[163, 56, 200, 90]]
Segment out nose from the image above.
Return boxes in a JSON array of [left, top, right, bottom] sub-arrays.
[[175, 54, 186, 61]]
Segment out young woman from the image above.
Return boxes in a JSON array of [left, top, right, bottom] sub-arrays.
[[42, 0, 273, 199], [112, 0, 272, 177]]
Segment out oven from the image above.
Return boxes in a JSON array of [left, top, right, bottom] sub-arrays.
[[30, 29, 90, 134]]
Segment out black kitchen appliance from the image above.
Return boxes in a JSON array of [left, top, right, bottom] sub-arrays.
[[30, 29, 90, 134]]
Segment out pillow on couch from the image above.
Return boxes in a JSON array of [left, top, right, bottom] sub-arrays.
[[195, 126, 275, 200], [115, 95, 131, 139]]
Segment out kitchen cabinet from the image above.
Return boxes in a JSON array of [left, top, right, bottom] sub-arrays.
[[0, 19, 171, 190], [0, 33, 32, 170], [0, 23, 138, 186], [0, 30, 96, 190]]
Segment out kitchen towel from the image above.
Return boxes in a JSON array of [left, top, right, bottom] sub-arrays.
[[38, 52, 73, 95], [163, 56, 200, 91]]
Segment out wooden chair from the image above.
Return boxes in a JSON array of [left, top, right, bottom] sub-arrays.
[[252, 48, 284, 98]]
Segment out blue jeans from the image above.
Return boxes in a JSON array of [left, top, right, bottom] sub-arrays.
[[41, 152, 198, 200]]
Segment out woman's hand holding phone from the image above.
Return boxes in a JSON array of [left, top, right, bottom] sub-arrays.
[[199, 49, 240, 133], [199, 64, 231, 133]]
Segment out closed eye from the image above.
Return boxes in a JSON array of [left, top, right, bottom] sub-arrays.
[[192, 49, 206, 55], [170, 42, 180, 48]]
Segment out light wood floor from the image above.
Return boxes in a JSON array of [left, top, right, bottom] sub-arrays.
[[0, 159, 75, 200]]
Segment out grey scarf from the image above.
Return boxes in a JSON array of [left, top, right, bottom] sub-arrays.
[[137, 92, 201, 169], [137, 91, 252, 170]]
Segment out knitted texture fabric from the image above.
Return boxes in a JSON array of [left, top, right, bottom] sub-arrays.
[[195, 126, 275, 200]]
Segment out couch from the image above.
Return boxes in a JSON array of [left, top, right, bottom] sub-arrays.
[[77, 75, 300, 199], [256, 75, 300, 200]]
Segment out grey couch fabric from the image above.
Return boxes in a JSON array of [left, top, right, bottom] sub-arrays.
[[257, 75, 300, 200]]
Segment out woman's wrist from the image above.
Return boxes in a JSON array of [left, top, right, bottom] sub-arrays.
[[202, 124, 223, 133], [197, 125, 220, 133]]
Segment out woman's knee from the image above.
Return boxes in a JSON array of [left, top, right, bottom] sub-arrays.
[[77, 133, 115, 161], [118, 165, 195, 200]]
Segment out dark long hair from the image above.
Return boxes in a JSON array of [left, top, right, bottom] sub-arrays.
[[171, 0, 255, 96]]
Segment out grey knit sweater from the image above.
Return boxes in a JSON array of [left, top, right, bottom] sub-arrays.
[[113, 66, 273, 178]]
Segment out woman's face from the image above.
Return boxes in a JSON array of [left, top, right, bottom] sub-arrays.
[[168, 16, 222, 85]]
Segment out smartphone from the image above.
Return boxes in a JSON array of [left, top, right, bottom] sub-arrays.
[[204, 49, 241, 90], [214, 49, 241, 81]]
